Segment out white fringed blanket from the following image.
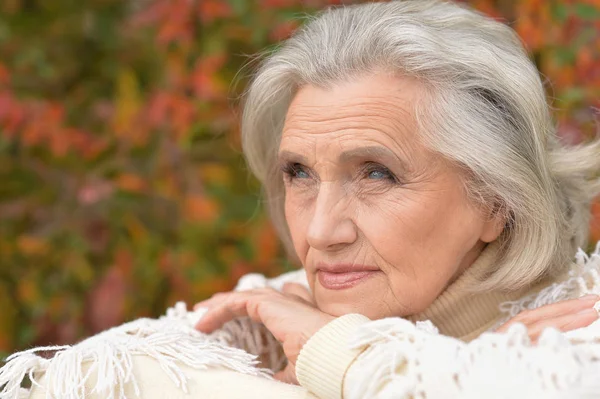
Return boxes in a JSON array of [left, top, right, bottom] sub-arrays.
[[0, 271, 310, 399], [2, 243, 600, 399]]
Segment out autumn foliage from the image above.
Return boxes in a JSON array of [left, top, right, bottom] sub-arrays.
[[0, 0, 598, 356]]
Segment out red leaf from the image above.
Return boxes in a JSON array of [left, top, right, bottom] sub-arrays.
[[591, 198, 600, 244], [259, 0, 298, 9], [157, 0, 194, 44], [86, 265, 128, 333], [191, 54, 227, 100], [0, 63, 9, 87], [269, 20, 299, 41], [197, 0, 232, 24]]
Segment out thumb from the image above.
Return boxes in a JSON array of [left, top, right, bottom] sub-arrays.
[[273, 363, 299, 385], [282, 282, 315, 305]]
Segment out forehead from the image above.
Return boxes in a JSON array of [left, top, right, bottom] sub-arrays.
[[281, 73, 425, 155]]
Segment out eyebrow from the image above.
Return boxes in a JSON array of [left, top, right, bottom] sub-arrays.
[[278, 146, 410, 171], [339, 146, 399, 163]]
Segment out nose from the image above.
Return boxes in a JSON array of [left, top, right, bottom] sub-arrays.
[[306, 183, 357, 251]]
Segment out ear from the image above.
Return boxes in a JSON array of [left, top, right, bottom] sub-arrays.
[[480, 203, 506, 243]]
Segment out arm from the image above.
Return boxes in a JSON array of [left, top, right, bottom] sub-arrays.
[[296, 314, 600, 399]]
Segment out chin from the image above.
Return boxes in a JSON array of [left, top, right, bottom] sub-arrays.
[[317, 301, 364, 318], [315, 291, 383, 319], [320, 301, 391, 321]]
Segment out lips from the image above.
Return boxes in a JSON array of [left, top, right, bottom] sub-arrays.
[[316, 263, 380, 290]]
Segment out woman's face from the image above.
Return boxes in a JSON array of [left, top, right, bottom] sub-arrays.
[[279, 73, 503, 319]]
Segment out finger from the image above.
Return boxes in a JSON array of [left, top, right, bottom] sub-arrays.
[[193, 301, 209, 311], [282, 283, 314, 304], [194, 289, 279, 332], [520, 295, 599, 322], [195, 287, 283, 329], [193, 292, 230, 310], [527, 307, 599, 342], [496, 295, 600, 332], [195, 296, 250, 333], [273, 363, 299, 385]]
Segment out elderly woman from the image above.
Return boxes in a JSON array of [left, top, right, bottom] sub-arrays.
[[2, 0, 600, 398], [194, 0, 600, 394]]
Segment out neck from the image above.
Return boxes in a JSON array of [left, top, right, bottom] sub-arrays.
[[407, 240, 542, 341]]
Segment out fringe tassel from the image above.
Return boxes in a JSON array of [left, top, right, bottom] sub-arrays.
[[0, 310, 273, 399], [497, 243, 600, 325], [0, 269, 309, 399]]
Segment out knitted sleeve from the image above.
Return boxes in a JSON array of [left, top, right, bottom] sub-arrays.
[[296, 314, 600, 399]]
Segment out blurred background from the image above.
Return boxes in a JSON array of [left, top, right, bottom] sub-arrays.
[[0, 0, 598, 358]]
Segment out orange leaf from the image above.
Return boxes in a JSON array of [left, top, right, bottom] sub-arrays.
[[16, 236, 48, 256], [49, 127, 70, 158], [16, 278, 39, 306], [184, 195, 220, 223], [116, 173, 147, 193], [255, 221, 279, 264], [199, 163, 231, 186]]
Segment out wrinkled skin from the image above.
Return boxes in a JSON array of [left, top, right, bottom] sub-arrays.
[[279, 73, 503, 320]]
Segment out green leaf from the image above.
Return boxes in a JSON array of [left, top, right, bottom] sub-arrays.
[[227, 0, 248, 15], [0, 20, 10, 43], [551, 3, 568, 22], [575, 4, 600, 20], [554, 47, 576, 66], [559, 87, 585, 104]]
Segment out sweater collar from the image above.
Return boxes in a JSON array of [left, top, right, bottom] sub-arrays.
[[406, 240, 534, 341]]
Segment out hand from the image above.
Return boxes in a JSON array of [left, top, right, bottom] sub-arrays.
[[193, 282, 335, 384], [495, 294, 600, 342]]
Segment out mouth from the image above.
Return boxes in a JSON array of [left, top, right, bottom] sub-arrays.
[[316, 263, 380, 290]]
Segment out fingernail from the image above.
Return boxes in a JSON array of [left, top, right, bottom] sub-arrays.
[[579, 294, 600, 301]]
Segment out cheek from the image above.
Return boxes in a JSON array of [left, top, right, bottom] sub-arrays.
[[357, 193, 432, 255], [284, 194, 311, 258], [360, 184, 479, 255], [355, 189, 479, 313]]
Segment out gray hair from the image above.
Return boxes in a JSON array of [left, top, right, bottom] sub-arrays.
[[241, 0, 600, 291]]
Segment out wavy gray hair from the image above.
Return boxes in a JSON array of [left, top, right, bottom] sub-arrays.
[[240, 0, 600, 291]]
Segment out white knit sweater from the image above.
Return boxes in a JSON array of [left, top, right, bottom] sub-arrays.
[[1, 242, 600, 399]]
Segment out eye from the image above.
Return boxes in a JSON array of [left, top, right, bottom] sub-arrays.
[[363, 162, 398, 183], [368, 169, 387, 179], [281, 162, 310, 180]]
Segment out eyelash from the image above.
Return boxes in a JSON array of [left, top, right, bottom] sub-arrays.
[[281, 162, 310, 181], [280, 162, 399, 184], [362, 162, 399, 183]]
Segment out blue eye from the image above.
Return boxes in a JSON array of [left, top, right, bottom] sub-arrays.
[[282, 162, 310, 180], [295, 169, 309, 178], [364, 163, 398, 183], [368, 169, 387, 179]]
